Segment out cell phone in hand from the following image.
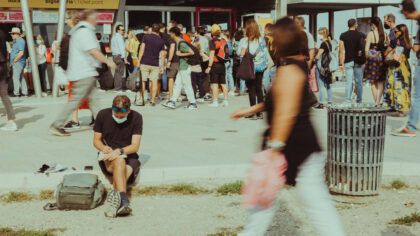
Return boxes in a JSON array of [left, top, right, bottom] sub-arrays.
[[97, 152, 127, 161]]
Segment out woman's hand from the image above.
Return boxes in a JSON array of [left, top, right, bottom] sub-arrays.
[[230, 107, 252, 120]]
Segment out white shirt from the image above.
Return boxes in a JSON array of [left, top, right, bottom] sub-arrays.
[[111, 33, 126, 58], [36, 44, 47, 65], [305, 30, 315, 50], [67, 21, 100, 81], [239, 37, 264, 55]]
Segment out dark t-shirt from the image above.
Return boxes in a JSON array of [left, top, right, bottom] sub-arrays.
[[320, 41, 331, 53], [209, 37, 223, 63], [340, 30, 363, 63], [161, 33, 179, 63], [140, 33, 165, 67], [94, 108, 143, 150]]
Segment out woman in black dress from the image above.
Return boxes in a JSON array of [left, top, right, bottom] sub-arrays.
[[231, 17, 345, 236]]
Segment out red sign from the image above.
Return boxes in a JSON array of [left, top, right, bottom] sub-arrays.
[[0, 10, 24, 23], [0, 10, 113, 24], [196, 7, 235, 13]]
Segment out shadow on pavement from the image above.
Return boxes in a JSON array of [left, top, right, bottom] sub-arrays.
[[387, 119, 406, 130], [381, 226, 416, 236], [0, 106, 35, 117], [16, 114, 44, 129], [266, 199, 303, 236]]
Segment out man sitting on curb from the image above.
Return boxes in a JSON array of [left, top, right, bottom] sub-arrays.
[[93, 95, 143, 217]]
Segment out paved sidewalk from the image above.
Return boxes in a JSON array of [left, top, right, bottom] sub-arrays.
[[0, 86, 419, 190]]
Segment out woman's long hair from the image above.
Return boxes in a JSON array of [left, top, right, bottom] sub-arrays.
[[371, 16, 385, 47], [318, 27, 331, 41], [0, 30, 7, 61], [397, 24, 412, 49], [245, 19, 261, 42], [127, 30, 139, 43]]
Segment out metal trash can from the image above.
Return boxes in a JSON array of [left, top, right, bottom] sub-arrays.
[[327, 104, 389, 196]]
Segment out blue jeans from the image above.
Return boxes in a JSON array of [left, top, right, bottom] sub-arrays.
[[263, 66, 276, 94], [407, 65, 420, 132], [225, 59, 235, 91], [345, 61, 363, 103], [316, 66, 332, 103], [161, 59, 168, 90]]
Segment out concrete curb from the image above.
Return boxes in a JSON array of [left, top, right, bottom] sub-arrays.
[[1, 162, 419, 191]]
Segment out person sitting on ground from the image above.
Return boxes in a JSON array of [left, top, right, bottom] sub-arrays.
[[93, 95, 143, 217]]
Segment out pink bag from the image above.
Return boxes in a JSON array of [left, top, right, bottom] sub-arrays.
[[242, 149, 288, 209], [308, 65, 319, 92]]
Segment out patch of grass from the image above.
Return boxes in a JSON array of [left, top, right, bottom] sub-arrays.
[[39, 190, 55, 200], [129, 186, 169, 196], [391, 179, 408, 189], [1, 192, 35, 203], [0, 227, 57, 236], [170, 183, 210, 195], [216, 181, 242, 195], [391, 212, 420, 226], [206, 232, 237, 236]]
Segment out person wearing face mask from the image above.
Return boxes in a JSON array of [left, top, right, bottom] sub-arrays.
[[384, 14, 397, 45], [94, 95, 143, 218], [35, 35, 48, 97]]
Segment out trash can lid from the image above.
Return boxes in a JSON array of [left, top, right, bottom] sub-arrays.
[[327, 103, 390, 113]]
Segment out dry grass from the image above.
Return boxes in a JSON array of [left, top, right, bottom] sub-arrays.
[[390, 212, 420, 226], [39, 190, 55, 200], [0, 227, 65, 236], [216, 181, 243, 195], [0, 192, 35, 203]]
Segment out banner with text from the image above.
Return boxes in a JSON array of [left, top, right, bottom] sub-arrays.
[[2, 0, 120, 10]]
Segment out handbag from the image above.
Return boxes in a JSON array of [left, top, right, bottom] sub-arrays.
[[308, 64, 319, 92], [242, 149, 288, 209], [236, 42, 255, 80], [385, 44, 404, 67]]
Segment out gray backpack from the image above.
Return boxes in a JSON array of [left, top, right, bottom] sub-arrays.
[[53, 173, 105, 210]]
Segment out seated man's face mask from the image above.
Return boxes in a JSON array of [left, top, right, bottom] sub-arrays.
[[112, 106, 129, 124]]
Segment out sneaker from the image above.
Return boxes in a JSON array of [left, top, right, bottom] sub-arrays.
[[208, 101, 219, 107], [134, 93, 145, 106], [392, 127, 416, 137], [196, 98, 205, 104], [245, 114, 258, 120], [149, 102, 156, 107], [221, 100, 229, 107], [116, 200, 132, 216], [89, 118, 95, 126], [41, 92, 48, 97], [104, 189, 121, 218], [64, 121, 81, 130], [228, 91, 236, 96], [312, 103, 324, 110], [162, 100, 176, 109], [49, 125, 70, 136], [256, 113, 263, 120], [0, 122, 17, 131], [185, 103, 198, 110], [203, 95, 212, 101]]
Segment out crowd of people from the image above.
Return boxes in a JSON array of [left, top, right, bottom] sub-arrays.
[[0, 1, 420, 232]]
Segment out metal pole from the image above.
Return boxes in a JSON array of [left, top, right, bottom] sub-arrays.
[[162, 12, 165, 25], [191, 11, 195, 32], [21, 0, 41, 98], [125, 11, 129, 32], [167, 12, 171, 23], [276, 0, 287, 19], [52, 0, 67, 98]]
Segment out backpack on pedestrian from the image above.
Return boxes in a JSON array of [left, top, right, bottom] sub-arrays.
[[214, 37, 230, 63], [354, 32, 367, 65], [178, 41, 203, 66], [320, 40, 338, 80], [253, 37, 269, 72], [59, 26, 86, 71], [44, 173, 105, 211]]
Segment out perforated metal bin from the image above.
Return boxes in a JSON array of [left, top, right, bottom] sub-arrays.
[[327, 104, 389, 196]]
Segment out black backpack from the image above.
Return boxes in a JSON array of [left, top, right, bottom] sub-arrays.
[[320, 41, 332, 77], [59, 26, 85, 71], [178, 41, 202, 66]]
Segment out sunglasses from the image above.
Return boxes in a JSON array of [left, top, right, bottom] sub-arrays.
[[112, 106, 128, 113]]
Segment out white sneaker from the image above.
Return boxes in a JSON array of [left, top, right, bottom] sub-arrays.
[[228, 91, 236, 96], [196, 98, 205, 104], [0, 123, 17, 131], [208, 101, 219, 107], [221, 100, 229, 107], [41, 92, 47, 97]]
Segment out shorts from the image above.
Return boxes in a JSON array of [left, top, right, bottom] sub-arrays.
[[140, 65, 160, 82], [210, 62, 226, 84], [166, 62, 179, 78], [99, 154, 141, 185]]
